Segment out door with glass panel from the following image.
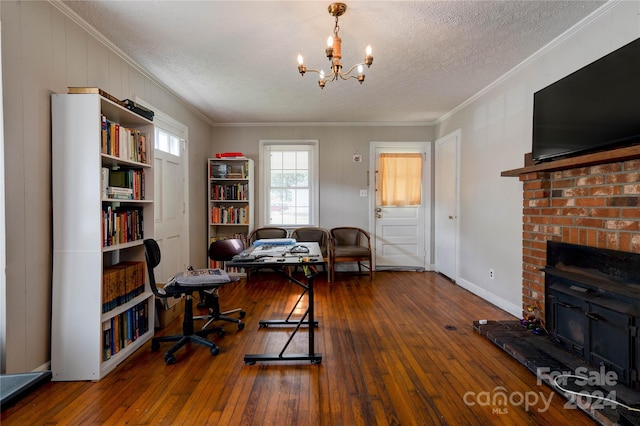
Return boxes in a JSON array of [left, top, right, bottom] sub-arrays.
[[371, 142, 430, 270]]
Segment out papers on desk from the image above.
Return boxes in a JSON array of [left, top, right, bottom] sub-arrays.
[[253, 244, 292, 256], [231, 241, 324, 264], [172, 268, 231, 286], [253, 238, 296, 247]]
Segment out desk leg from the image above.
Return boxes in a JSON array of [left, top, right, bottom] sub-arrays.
[[258, 286, 318, 328], [244, 274, 322, 365]]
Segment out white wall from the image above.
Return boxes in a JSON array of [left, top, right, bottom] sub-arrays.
[[436, 1, 640, 317], [0, 0, 212, 373], [210, 125, 432, 231]]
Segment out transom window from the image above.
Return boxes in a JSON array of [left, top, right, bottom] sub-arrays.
[[260, 141, 319, 227], [155, 128, 181, 156]]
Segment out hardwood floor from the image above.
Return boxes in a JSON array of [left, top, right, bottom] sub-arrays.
[[2, 271, 596, 425]]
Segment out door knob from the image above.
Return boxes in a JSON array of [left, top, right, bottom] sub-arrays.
[[375, 207, 382, 213]]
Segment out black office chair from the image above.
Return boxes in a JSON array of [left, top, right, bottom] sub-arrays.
[[194, 239, 246, 331], [143, 238, 232, 364]]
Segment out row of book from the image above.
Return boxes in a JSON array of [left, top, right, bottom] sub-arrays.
[[208, 234, 248, 272], [102, 206, 144, 247], [210, 183, 249, 201], [102, 261, 146, 313], [102, 168, 146, 200], [210, 206, 249, 225], [101, 114, 150, 164], [102, 301, 149, 362]]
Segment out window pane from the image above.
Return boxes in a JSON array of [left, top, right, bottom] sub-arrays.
[[169, 135, 180, 156], [296, 171, 309, 187], [297, 151, 308, 169], [282, 151, 296, 167], [271, 152, 283, 169]]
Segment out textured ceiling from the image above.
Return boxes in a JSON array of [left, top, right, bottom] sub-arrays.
[[60, 1, 606, 124]]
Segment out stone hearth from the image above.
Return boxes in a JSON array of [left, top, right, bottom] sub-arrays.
[[474, 320, 640, 426]]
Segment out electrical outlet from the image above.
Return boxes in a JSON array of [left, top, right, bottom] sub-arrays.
[[489, 269, 495, 279], [359, 189, 368, 197]]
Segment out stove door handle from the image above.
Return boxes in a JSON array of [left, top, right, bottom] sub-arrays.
[[585, 312, 601, 321], [557, 301, 578, 309]]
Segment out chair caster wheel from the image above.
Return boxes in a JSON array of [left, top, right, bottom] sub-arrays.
[[238, 322, 245, 330], [218, 330, 225, 337], [210, 346, 220, 356], [312, 359, 322, 365], [151, 341, 160, 351], [239, 311, 246, 318], [164, 354, 176, 365]]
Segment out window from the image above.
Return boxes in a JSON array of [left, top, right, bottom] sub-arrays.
[[377, 153, 423, 206], [260, 141, 319, 227], [155, 128, 181, 156]]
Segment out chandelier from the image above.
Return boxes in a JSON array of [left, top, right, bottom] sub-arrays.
[[297, 3, 373, 89]]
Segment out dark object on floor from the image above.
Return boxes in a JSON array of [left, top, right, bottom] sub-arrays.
[[0, 371, 52, 410]]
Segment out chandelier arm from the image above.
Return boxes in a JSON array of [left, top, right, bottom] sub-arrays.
[[300, 67, 339, 83], [302, 67, 323, 75], [341, 62, 365, 76]]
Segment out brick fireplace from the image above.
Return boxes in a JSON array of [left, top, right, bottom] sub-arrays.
[[517, 156, 640, 319]]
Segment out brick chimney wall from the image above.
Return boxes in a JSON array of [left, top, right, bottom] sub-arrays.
[[520, 159, 640, 319]]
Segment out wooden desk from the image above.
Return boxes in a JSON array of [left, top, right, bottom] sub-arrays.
[[228, 241, 324, 365]]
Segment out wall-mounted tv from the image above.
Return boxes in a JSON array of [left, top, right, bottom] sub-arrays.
[[532, 37, 640, 162]]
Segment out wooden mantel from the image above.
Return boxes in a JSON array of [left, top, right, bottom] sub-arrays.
[[501, 145, 640, 177]]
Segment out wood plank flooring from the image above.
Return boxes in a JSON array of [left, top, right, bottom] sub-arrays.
[[1, 271, 596, 425]]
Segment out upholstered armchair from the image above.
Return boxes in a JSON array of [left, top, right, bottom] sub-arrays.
[[329, 227, 372, 282]]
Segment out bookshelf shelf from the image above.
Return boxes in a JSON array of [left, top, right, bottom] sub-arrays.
[[208, 158, 254, 274], [51, 93, 155, 381]]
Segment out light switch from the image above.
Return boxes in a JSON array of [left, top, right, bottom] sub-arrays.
[[359, 189, 368, 197]]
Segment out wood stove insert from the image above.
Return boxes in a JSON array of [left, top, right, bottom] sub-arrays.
[[544, 241, 640, 388]]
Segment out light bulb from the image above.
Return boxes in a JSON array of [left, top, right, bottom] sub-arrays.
[[297, 54, 304, 65], [327, 36, 333, 47], [320, 70, 325, 79], [366, 45, 372, 56], [358, 64, 363, 74]]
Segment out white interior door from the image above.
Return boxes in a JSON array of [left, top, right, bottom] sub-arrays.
[[370, 142, 430, 271], [154, 147, 187, 283], [435, 130, 460, 281]]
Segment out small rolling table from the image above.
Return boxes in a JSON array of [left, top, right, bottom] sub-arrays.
[[228, 241, 324, 365]]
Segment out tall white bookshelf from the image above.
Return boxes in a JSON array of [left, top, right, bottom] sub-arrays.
[[207, 157, 254, 273], [51, 93, 155, 381]]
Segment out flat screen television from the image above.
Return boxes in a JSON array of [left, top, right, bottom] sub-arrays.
[[532, 37, 640, 162]]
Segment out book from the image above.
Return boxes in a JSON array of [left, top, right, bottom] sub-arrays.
[[215, 152, 245, 158], [122, 99, 154, 121], [67, 87, 125, 107], [103, 321, 112, 361], [101, 168, 110, 199], [107, 186, 134, 195]]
